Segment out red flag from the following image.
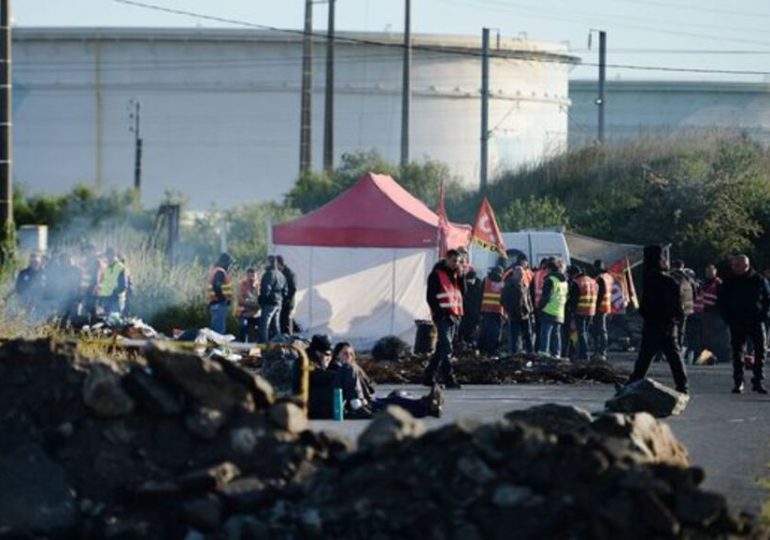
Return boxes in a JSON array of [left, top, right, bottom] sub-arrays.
[[437, 179, 450, 258], [625, 256, 639, 309], [472, 197, 506, 258]]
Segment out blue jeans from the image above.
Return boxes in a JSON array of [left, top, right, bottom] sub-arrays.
[[509, 318, 534, 354], [260, 303, 281, 343], [209, 302, 228, 334], [575, 315, 593, 360], [538, 313, 562, 357], [238, 316, 259, 343], [424, 316, 458, 383]]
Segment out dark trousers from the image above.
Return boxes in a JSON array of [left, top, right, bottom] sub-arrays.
[[703, 311, 730, 363], [592, 313, 609, 357], [280, 299, 295, 335], [629, 322, 688, 392], [538, 312, 562, 357], [728, 321, 765, 386], [425, 317, 458, 383], [574, 314, 593, 360], [676, 316, 689, 350], [509, 318, 533, 354], [685, 314, 702, 361], [238, 316, 259, 343], [478, 312, 502, 354]]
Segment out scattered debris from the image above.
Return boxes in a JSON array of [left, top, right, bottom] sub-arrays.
[[360, 352, 628, 386]]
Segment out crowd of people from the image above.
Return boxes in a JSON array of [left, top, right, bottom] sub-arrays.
[[206, 253, 297, 343], [424, 245, 770, 395], [14, 245, 131, 325]]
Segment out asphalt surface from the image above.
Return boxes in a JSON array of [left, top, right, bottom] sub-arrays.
[[312, 358, 770, 517]]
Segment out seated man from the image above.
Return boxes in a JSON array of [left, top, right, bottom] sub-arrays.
[[297, 335, 443, 420]]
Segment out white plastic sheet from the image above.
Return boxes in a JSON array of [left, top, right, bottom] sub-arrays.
[[276, 246, 436, 349]]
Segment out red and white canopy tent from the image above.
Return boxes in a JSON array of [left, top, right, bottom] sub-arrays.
[[272, 172, 471, 348]]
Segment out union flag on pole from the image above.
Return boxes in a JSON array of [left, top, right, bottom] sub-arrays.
[[472, 197, 506, 258]]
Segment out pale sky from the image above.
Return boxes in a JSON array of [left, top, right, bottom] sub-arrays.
[[14, 0, 770, 81]]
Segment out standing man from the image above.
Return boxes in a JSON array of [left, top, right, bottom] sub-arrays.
[[501, 265, 534, 354], [259, 255, 288, 343], [699, 264, 728, 363], [424, 249, 464, 388], [670, 260, 696, 353], [207, 252, 234, 334], [15, 252, 45, 317], [570, 265, 598, 361], [478, 266, 505, 356], [79, 243, 103, 323], [277, 255, 297, 335], [592, 260, 614, 360], [717, 254, 770, 394], [97, 247, 127, 317], [236, 267, 260, 343], [537, 259, 568, 358], [626, 245, 688, 394], [530, 258, 552, 350], [458, 268, 482, 348]]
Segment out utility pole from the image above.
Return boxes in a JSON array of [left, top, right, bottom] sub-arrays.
[[400, 0, 411, 169], [323, 0, 335, 172], [129, 98, 143, 193], [597, 30, 606, 144], [480, 27, 490, 195], [0, 0, 13, 260], [299, 0, 313, 175]]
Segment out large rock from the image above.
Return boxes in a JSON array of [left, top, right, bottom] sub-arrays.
[[82, 363, 135, 418], [505, 404, 593, 436], [0, 432, 79, 536], [358, 405, 426, 450], [145, 342, 254, 413], [269, 401, 308, 434], [123, 367, 183, 416], [605, 378, 689, 418], [591, 412, 690, 467], [371, 336, 411, 362], [210, 355, 275, 408]]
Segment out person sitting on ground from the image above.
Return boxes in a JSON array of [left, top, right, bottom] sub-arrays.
[[296, 335, 443, 420]]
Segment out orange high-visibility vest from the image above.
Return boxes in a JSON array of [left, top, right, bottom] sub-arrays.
[[533, 269, 548, 306], [575, 275, 598, 316], [436, 268, 464, 316], [480, 278, 504, 315], [207, 266, 233, 303], [596, 273, 614, 314]]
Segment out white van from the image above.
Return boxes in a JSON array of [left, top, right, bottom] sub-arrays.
[[468, 229, 571, 277]]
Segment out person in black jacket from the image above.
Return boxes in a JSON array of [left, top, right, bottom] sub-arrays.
[[717, 254, 770, 394], [627, 245, 689, 393], [259, 255, 288, 343], [276, 256, 297, 335], [501, 265, 534, 354]]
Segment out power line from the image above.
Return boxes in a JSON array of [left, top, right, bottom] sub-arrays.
[[111, 0, 770, 76], [616, 0, 770, 20]]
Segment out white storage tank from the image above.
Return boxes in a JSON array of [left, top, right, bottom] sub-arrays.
[[13, 28, 577, 208]]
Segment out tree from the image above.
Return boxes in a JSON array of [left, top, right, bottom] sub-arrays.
[[500, 196, 570, 231]]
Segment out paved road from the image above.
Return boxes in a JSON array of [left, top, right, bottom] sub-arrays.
[[312, 360, 770, 517]]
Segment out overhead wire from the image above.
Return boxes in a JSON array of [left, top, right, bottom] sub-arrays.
[[108, 0, 770, 77]]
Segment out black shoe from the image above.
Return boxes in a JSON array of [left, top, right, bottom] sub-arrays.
[[676, 387, 689, 395], [731, 382, 744, 394], [752, 384, 768, 394], [425, 383, 444, 417]]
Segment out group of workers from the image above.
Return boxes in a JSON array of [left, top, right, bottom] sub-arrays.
[[425, 248, 621, 388], [206, 253, 297, 343], [425, 244, 770, 395], [14, 245, 130, 324]]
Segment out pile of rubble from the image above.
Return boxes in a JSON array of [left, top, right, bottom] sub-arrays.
[[246, 405, 763, 539], [0, 339, 348, 538], [0, 339, 763, 539], [360, 352, 627, 386]]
